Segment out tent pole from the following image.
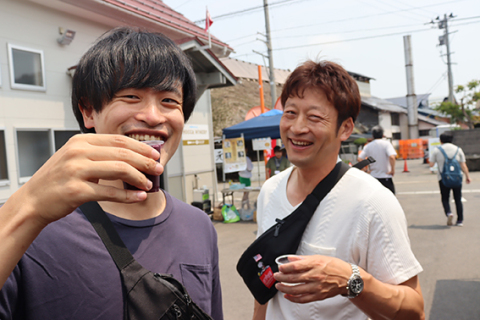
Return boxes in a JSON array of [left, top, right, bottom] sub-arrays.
[[222, 134, 226, 184], [257, 150, 261, 187]]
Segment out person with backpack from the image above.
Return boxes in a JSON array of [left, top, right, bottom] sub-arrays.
[[0, 28, 222, 319], [429, 132, 471, 226]]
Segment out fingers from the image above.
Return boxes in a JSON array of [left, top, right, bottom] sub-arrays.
[[85, 182, 148, 203], [70, 135, 162, 175], [81, 134, 161, 161], [80, 160, 157, 191]]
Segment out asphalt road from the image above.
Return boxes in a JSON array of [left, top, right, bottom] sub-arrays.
[[213, 158, 480, 320]]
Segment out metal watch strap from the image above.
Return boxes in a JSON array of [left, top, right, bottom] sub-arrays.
[[345, 263, 363, 298], [350, 263, 360, 278]]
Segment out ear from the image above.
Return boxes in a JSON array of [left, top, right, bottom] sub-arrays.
[[79, 103, 96, 129], [338, 117, 354, 141]]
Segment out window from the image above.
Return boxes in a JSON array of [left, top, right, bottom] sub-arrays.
[[392, 132, 402, 140], [54, 130, 80, 151], [14, 129, 80, 184], [0, 130, 9, 185], [391, 113, 400, 126], [8, 44, 46, 91], [419, 129, 430, 137], [16, 129, 51, 183]]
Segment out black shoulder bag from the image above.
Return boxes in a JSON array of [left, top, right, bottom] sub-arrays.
[[236, 161, 355, 305], [80, 201, 213, 320]]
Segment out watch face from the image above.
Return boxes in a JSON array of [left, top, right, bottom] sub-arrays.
[[351, 277, 364, 294]]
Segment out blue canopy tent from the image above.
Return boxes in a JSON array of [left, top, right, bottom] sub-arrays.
[[222, 109, 283, 140]]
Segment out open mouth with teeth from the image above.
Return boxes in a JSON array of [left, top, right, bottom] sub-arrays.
[[128, 134, 164, 142], [291, 140, 312, 147]]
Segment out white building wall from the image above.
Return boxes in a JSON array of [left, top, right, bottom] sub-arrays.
[[0, 0, 111, 202], [0, 0, 220, 205], [378, 111, 393, 138], [181, 90, 217, 205]]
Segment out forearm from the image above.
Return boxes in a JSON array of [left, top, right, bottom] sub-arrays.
[[389, 156, 396, 175], [0, 190, 48, 288], [252, 300, 267, 320], [351, 273, 424, 320], [460, 163, 471, 179]]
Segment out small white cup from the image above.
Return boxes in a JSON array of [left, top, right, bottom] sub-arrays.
[[275, 254, 303, 286], [275, 254, 302, 266]]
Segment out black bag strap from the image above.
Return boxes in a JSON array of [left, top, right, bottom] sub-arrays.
[[80, 201, 134, 271], [308, 161, 349, 204], [353, 156, 376, 170]]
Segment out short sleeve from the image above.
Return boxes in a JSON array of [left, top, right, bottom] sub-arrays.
[[386, 142, 397, 157], [360, 144, 370, 158], [429, 147, 438, 163], [458, 148, 466, 163]]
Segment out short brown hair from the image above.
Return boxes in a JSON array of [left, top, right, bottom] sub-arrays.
[[280, 60, 361, 130]]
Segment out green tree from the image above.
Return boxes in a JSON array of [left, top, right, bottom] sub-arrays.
[[435, 80, 480, 129]]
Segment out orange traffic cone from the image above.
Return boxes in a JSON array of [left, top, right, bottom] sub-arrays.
[[403, 158, 409, 173], [348, 161, 352, 167]]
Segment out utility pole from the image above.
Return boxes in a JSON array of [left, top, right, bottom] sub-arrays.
[[263, 0, 277, 108], [433, 14, 456, 103], [403, 35, 418, 139], [443, 14, 454, 103]]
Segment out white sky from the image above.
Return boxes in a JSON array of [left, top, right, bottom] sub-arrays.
[[164, 0, 480, 103]]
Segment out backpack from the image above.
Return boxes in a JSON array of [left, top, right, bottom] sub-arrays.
[[438, 146, 462, 188]]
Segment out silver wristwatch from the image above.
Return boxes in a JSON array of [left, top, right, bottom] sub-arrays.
[[345, 263, 364, 298]]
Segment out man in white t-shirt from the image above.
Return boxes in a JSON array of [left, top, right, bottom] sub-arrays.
[[251, 60, 424, 320], [429, 132, 471, 226], [358, 126, 397, 194]]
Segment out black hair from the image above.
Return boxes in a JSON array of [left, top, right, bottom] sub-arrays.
[[72, 27, 197, 133], [372, 125, 384, 139], [274, 146, 282, 152], [440, 132, 453, 143]]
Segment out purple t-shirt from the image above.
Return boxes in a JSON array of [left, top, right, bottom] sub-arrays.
[[0, 192, 223, 320]]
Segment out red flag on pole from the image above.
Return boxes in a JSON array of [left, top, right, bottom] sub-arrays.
[[205, 8, 213, 31]]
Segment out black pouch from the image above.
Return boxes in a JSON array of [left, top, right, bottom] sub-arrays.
[[80, 201, 213, 320], [236, 162, 349, 305]]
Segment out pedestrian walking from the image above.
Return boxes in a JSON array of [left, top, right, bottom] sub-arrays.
[[358, 126, 397, 194], [429, 132, 471, 226]]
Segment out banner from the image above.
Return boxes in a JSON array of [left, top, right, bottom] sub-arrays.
[[223, 137, 247, 173], [182, 124, 209, 146], [252, 137, 272, 151]]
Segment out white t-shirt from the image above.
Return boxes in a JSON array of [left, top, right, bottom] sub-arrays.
[[429, 143, 466, 181], [359, 139, 397, 179], [256, 166, 423, 320]]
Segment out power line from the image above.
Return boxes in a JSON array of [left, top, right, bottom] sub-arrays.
[[359, 0, 430, 21], [426, 71, 448, 95], [272, 0, 465, 33], [271, 22, 423, 40], [274, 27, 433, 51], [193, 0, 304, 23]]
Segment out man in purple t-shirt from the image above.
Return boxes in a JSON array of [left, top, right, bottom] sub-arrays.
[[0, 27, 222, 319]]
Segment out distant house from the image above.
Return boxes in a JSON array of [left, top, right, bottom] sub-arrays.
[[386, 94, 452, 138], [0, 0, 236, 205], [346, 73, 408, 144]]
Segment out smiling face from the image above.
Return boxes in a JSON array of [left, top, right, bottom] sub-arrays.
[[81, 87, 184, 167], [280, 88, 353, 171]]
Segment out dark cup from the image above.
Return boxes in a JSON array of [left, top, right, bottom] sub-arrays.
[[123, 140, 163, 193]]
